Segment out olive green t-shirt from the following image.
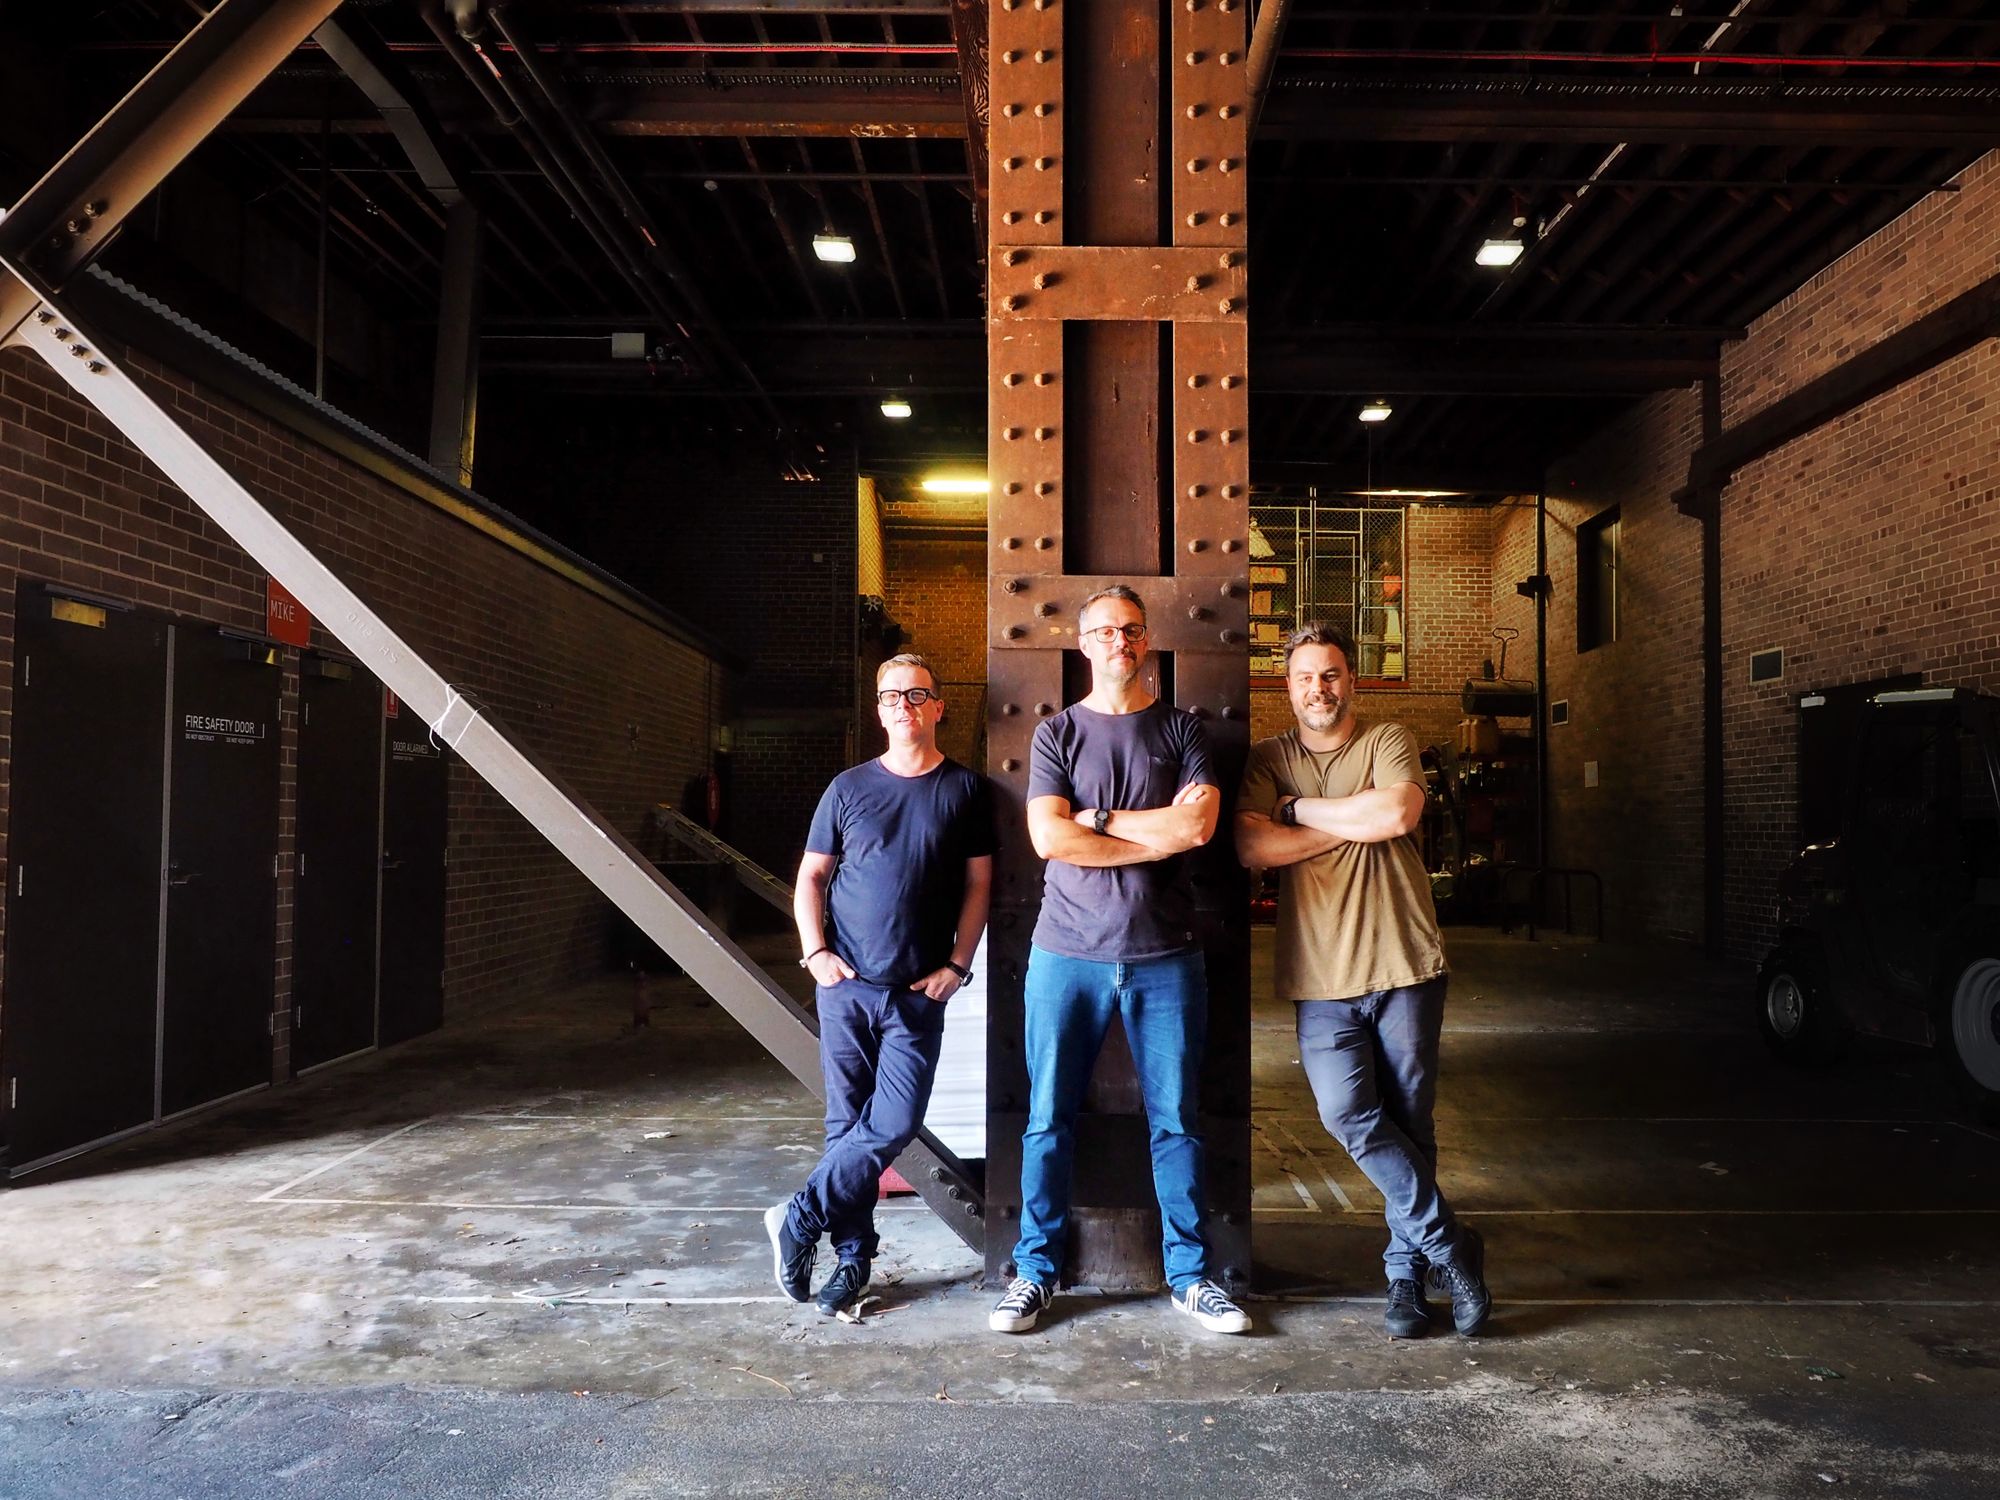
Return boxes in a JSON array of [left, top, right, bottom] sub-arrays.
[[1239, 718, 1446, 1002]]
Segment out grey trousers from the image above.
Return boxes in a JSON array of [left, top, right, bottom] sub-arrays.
[[1296, 975, 1463, 1284]]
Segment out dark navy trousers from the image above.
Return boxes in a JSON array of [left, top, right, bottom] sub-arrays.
[[787, 977, 948, 1264]]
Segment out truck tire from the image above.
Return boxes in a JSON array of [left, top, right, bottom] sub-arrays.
[[1942, 957, 2000, 1124], [1756, 943, 1847, 1064]]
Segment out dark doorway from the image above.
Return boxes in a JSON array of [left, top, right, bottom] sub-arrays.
[[378, 699, 448, 1047], [159, 626, 282, 1118], [292, 655, 382, 1071], [3, 583, 168, 1172]]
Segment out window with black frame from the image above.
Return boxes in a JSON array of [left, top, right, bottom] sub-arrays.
[[1247, 498, 1407, 681]]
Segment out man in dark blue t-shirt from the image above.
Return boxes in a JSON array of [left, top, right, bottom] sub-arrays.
[[987, 585, 1251, 1337], [765, 653, 995, 1319]]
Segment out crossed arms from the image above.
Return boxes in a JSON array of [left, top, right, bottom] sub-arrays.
[[1026, 783, 1221, 867], [1233, 781, 1424, 870]]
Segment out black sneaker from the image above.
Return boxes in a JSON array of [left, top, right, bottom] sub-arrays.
[[1172, 1278, 1252, 1334], [763, 1202, 815, 1303], [815, 1258, 870, 1319], [1431, 1224, 1492, 1336], [988, 1276, 1053, 1333], [1385, 1278, 1433, 1339]]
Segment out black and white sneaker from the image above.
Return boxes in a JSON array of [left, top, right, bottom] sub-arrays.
[[988, 1276, 1053, 1333], [1429, 1224, 1492, 1336], [763, 1201, 816, 1303], [815, 1259, 870, 1319], [1172, 1279, 1251, 1334]]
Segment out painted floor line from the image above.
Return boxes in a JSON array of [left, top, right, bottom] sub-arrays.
[[414, 1294, 792, 1307], [258, 1196, 935, 1214], [1272, 1119, 1358, 1212], [1250, 1121, 1319, 1211], [1254, 1206, 2000, 1218], [252, 1120, 431, 1203]]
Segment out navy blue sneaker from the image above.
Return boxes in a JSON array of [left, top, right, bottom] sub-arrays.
[[815, 1259, 871, 1319], [1385, 1278, 1433, 1339], [764, 1202, 815, 1303]]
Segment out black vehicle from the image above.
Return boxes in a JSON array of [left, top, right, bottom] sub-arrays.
[[1758, 687, 2000, 1121]]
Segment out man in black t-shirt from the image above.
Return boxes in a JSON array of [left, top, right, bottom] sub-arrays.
[[765, 653, 996, 1319], [987, 585, 1251, 1337]]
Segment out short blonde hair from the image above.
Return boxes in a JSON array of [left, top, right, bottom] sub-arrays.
[[875, 652, 938, 690]]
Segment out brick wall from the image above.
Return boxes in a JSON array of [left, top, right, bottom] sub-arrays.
[[882, 533, 988, 769], [0, 344, 726, 1083]]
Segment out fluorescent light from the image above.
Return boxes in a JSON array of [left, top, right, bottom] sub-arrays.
[[812, 234, 856, 263], [1353, 489, 1467, 498], [879, 399, 913, 419], [920, 475, 989, 496], [1358, 401, 1393, 423], [1476, 238, 1525, 267]]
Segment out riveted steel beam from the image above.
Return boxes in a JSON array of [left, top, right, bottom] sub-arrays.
[[984, 0, 1252, 1294]]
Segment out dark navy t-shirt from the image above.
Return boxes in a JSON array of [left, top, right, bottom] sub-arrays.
[[1027, 701, 1215, 962], [805, 757, 998, 986]]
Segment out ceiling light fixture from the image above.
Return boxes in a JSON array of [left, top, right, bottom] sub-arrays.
[[1358, 401, 1393, 423], [812, 234, 857, 263], [879, 398, 913, 419], [920, 475, 990, 496], [1476, 237, 1525, 267]]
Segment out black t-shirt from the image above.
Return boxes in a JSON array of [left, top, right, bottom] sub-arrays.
[[805, 757, 998, 986], [1027, 701, 1215, 962]]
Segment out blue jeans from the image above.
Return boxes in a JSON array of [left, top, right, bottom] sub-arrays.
[[787, 978, 947, 1264], [1011, 945, 1211, 1292], [1297, 975, 1462, 1284]]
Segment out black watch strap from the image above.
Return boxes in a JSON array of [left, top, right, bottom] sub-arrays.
[[1092, 806, 1111, 835], [944, 959, 972, 981]]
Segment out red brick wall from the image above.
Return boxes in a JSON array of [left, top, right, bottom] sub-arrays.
[[0, 344, 727, 1081], [882, 534, 987, 769]]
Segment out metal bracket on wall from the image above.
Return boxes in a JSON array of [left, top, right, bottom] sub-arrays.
[[0, 268, 985, 1249]]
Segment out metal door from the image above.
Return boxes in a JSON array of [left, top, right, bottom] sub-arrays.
[[2, 583, 168, 1173], [378, 698, 447, 1046], [292, 654, 382, 1070], [158, 626, 281, 1117]]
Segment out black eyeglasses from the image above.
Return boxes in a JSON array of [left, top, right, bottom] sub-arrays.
[[1081, 623, 1148, 645], [876, 687, 941, 708]]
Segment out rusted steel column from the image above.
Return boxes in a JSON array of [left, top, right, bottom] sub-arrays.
[[985, 0, 1251, 1291]]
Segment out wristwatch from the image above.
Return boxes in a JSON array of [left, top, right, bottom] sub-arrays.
[[945, 959, 973, 983], [1278, 796, 1300, 827], [1092, 806, 1111, 836]]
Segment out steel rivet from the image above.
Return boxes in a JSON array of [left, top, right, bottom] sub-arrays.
[[1219, 210, 1239, 226], [1187, 428, 1206, 443], [1034, 372, 1054, 386], [1220, 581, 1244, 598], [1003, 49, 1021, 63], [1222, 483, 1242, 497], [1220, 51, 1239, 65], [1004, 536, 1022, 549], [1002, 157, 1021, 172], [1035, 426, 1054, 439], [1033, 273, 1054, 289], [1187, 540, 1208, 554], [84, 200, 106, 219], [1218, 252, 1239, 269], [1185, 104, 1204, 119], [33, 310, 52, 323], [1034, 702, 1055, 716], [1002, 249, 1024, 266], [1186, 158, 1205, 173], [1034, 102, 1053, 117], [1220, 705, 1239, 719], [1186, 211, 1205, 227], [1221, 428, 1239, 444], [87, 361, 105, 374], [1218, 298, 1236, 313], [1219, 157, 1239, 173], [1002, 210, 1022, 224], [1003, 757, 1022, 770], [1004, 372, 1022, 387], [47, 235, 67, 253], [1004, 703, 1020, 716], [1220, 375, 1241, 389], [1218, 106, 1240, 121], [1186, 51, 1203, 65], [1219, 0, 1238, 9], [1035, 602, 1056, 618], [53, 327, 71, 341], [1219, 629, 1241, 644], [1004, 426, 1023, 440], [1035, 481, 1054, 495], [1002, 295, 1024, 312], [1003, 577, 1024, 594], [70, 344, 90, 358], [1034, 48, 1054, 62], [1034, 210, 1054, 224], [1190, 704, 1210, 719], [1186, 275, 1205, 292], [1035, 535, 1054, 549], [1187, 374, 1206, 388], [1003, 628, 1024, 642], [1187, 0, 1201, 9], [1034, 156, 1055, 171], [1033, 0, 1051, 9], [1187, 483, 1207, 498], [1222, 538, 1243, 553], [1005, 480, 1022, 493], [1002, 102, 1022, 117], [1188, 605, 1213, 620]]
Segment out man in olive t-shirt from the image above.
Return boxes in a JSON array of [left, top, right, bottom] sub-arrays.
[[1236, 622, 1492, 1339]]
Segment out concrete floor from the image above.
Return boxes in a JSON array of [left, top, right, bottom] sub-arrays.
[[4, 928, 1999, 1497]]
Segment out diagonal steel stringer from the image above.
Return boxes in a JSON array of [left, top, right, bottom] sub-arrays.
[[0, 262, 985, 1248]]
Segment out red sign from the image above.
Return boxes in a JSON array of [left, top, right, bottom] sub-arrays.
[[266, 578, 311, 648]]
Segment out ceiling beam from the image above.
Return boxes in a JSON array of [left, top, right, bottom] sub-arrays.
[[1260, 79, 2000, 146]]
